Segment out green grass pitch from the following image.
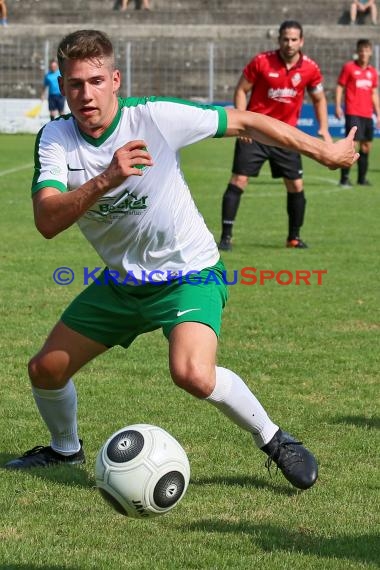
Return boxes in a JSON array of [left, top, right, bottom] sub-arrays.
[[0, 133, 379, 569]]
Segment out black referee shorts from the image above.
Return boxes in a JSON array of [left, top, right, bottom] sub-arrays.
[[345, 115, 374, 142], [232, 139, 303, 180]]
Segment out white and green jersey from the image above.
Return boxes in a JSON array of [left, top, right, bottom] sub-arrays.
[[32, 97, 228, 282]]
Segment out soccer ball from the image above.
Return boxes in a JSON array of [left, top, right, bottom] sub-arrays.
[[95, 424, 190, 518]]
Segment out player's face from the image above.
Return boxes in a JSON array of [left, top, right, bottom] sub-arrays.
[[357, 45, 372, 66], [59, 57, 121, 137], [278, 28, 304, 63]]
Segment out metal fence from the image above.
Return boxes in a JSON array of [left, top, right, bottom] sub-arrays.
[[1, 37, 379, 103]]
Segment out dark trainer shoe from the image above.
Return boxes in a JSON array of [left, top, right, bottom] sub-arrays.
[[262, 429, 318, 490], [339, 179, 353, 189], [286, 237, 308, 249], [218, 237, 232, 251], [4, 440, 85, 470]]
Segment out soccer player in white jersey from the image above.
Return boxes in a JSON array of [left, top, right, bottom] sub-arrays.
[[5, 30, 358, 490]]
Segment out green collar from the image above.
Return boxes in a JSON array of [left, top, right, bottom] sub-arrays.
[[78, 105, 122, 147]]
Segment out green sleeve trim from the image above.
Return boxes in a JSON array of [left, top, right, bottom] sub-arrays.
[[214, 106, 228, 138], [31, 180, 67, 195]]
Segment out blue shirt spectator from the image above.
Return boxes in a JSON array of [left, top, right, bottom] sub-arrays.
[[41, 59, 66, 120]]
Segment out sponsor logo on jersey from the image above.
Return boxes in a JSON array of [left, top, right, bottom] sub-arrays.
[[356, 78, 373, 90], [85, 189, 148, 222], [267, 87, 297, 102]]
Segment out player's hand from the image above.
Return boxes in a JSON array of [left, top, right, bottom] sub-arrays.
[[324, 127, 359, 170], [103, 140, 153, 188], [335, 106, 343, 120]]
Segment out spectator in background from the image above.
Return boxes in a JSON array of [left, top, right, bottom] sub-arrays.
[[0, 0, 8, 26], [218, 20, 331, 251], [335, 39, 380, 187], [41, 59, 66, 121], [119, 0, 152, 9], [350, 0, 378, 24]]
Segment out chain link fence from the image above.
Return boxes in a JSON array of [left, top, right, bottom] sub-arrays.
[[1, 37, 379, 103]]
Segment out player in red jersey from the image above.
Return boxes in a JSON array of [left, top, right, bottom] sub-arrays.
[[335, 39, 380, 188], [218, 20, 332, 251]]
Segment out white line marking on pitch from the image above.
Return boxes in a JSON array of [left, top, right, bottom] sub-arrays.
[[241, 173, 351, 197], [0, 163, 34, 177]]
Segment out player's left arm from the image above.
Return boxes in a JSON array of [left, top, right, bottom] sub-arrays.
[[309, 89, 333, 143], [372, 87, 380, 129], [224, 108, 359, 170]]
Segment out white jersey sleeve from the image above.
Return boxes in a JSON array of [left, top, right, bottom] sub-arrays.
[[142, 97, 227, 151], [32, 118, 76, 194]]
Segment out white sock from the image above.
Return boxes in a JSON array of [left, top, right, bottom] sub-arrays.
[[206, 366, 278, 448], [32, 379, 81, 455]]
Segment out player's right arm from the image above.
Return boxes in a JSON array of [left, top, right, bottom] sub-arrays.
[[335, 84, 344, 120], [233, 74, 254, 143], [225, 108, 359, 170], [40, 74, 47, 101], [233, 74, 252, 111], [33, 140, 152, 239]]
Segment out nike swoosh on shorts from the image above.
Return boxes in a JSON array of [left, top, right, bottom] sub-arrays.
[[176, 309, 201, 317]]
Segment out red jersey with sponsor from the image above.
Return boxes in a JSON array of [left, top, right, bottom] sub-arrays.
[[337, 60, 378, 118], [243, 50, 324, 126]]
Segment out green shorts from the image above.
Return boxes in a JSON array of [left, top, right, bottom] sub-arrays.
[[61, 260, 229, 348]]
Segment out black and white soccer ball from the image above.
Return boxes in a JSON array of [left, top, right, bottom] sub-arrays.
[[95, 424, 190, 518]]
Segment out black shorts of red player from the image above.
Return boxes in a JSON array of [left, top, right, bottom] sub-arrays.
[[232, 139, 303, 179], [345, 114, 374, 142]]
